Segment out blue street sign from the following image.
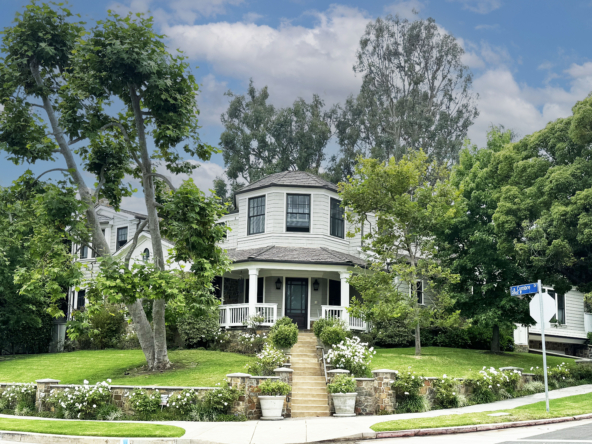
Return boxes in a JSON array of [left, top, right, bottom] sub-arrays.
[[510, 283, 539, 296]]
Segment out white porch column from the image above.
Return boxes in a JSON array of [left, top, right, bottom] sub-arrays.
[[340, 271, 350, 330], [248, 268, 259, 319], [513, 324, 529, 353]]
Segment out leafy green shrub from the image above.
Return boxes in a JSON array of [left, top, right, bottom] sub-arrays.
[[271, 317, 296, 332], [432, 376, 461, 409], [202, 384, 241, 414], [327, 374, 357, 394], [313, 317, 344, 338], [168, 389, 200, 416], [48, 381, 113, 419], [372, 318, 414, 347], [391, 371, 429, 412], [270, 324, 298, 349], [96, 404, 123, 421], [320, 325, 347, 347], [246, 343, 286, 376], [177, 311, 220, 349], [67, 305, 127, 350], [325, 336, 374, 377], [188, 403, 246, 422], [522, 381, 545, 394], [115, 331, 141, 350], [258, 380, 291, 396], [467, 367, 522, 404], [128, 389, 161, 419], [222, 331, 268, 354], [533, 363, 572, 388], [571, 364, 592, 382]]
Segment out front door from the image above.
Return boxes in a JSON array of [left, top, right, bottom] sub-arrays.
[[285, 278, 308, 329]]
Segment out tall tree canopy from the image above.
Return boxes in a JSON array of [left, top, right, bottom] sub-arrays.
[[0, 2, 223, 369], [328, 15, 478, 182], [220, 80, 334, 186], [491, 95, 592, 295], [435, 128, 533, 353], [340, 151, 462, 355]]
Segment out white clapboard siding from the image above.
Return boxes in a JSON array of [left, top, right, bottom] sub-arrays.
[[530, 288, 587, 339], [264, 276, 284, 317]]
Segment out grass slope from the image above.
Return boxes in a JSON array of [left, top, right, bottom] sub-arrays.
[[0, 349, 253, 386], [0, 417, 185, 437], [371, 347, 573, 378], [371, 392, 592, 432]]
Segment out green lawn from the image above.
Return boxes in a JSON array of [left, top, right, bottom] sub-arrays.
[[0, 349, 253, 386], [371, 392, 592, 432], [0, 417, 184, 437], [371, 347, 573, 378]]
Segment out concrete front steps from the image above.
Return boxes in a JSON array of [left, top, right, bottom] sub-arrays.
[[290, 332, 330, 418]]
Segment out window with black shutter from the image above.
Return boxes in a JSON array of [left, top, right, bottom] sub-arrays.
[[248, 196, 266, 235], [77, 290, 86, 310], [116, 227, 128, 250], [330, 198, 344, 238], [286, 194, 310, 232]]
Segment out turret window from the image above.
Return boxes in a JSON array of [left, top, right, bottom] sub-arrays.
[[330, 198, 344, 238], [248, 196, 266, 235], [286, 194, 310, 232]]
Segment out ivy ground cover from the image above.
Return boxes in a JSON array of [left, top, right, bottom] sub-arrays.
[[371, 392, 592, 432], [371, 347, 573, 378], [0, 350, 253, 386], [0, 417, 184, 437]]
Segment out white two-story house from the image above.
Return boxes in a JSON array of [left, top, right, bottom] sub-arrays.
[[65, 171, 368, 335]]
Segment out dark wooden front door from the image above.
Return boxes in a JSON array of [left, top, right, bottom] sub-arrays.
[[285, 278, 308, 329]]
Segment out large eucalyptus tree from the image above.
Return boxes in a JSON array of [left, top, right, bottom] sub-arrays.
[[0, 3, 218, 370]]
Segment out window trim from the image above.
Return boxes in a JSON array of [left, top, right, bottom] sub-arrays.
[[330, 197, 345, 239], [247, 195, 266, 235], [79, 245, 88, 259], [116, 226, 129, 251], [286, 193, 311, 233]]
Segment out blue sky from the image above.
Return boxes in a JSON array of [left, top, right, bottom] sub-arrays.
[[2, 0, 592, 212]]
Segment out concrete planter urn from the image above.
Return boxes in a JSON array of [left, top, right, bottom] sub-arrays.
[[331, 393, 357, 417], [259, 395, 285, 420]]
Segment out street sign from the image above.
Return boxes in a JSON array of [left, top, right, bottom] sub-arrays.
[[510, 283, 539, 296], [529, 293, 557, 324]]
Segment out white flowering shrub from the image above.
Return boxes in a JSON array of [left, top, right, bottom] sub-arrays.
[[128, 389, 161, 419], [47, 381, 112, 419], [391, 370, 429, 413], [0, 383, 36, 409], [168, 389, 200, 415], [325, 336, 375, 377], [220, 331, 268, 354], [246, 343, 286, 376], [536, 362, 572, 387], [202, 383, 241, 414], [432, 375, 461, 408], [468, 367, 521, 404]]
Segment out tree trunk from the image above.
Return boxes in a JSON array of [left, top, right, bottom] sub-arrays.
[[415, 323, 421, 356], [491, 324, 501, 353], [129, 85, 170, 370]]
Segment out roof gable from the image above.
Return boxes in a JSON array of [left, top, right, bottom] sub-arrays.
[[234, 171, 338, 202]]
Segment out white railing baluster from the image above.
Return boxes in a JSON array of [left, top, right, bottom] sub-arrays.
[[218, 303, 279, 328]]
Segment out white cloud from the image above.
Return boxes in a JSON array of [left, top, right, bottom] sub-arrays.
[[242, 12, 263, 23], [384, 0, 424, 19], [155, 160, 225, 193], [163, 5, 369, 107], [538, 61, 554, 71], [109, 0, 243, 24], [449, 0, 502, 14], [197, 74, 229, 127], [121, 195, 148, 214], [565, 62, 592, 79]]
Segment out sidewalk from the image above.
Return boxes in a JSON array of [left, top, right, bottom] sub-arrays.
[[1, 385, 591, 444]]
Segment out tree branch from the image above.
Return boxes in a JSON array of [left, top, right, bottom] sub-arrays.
[[34, 168, 69, 184], [147, 173, 177, 192], [124, 218, 149, 267], [94, 165, 106, 202], [69, 137, 84, 146], [99, 121, 144, 171], [30, 103, 45, 109]]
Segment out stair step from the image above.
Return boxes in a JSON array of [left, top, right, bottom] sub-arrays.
[[290, 392, 328, 399], [291, 411, 331, 418], [290, 399, 329, 406], [291, 406, 331, 413], [292, 383, 326, 389]]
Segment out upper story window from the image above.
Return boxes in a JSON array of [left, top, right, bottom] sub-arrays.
[[80, 245, 88, 259], [142, 248, 150, 262], [547, 289, 566, 324], [116, 227, 128, 250], [286, 194, 310, 232], [248, 196, 266, 235], [330, 198, 344, 238]]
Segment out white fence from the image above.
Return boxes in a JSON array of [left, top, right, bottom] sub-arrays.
[[218, 303, 278, 328], [320, 305, 367, 331]]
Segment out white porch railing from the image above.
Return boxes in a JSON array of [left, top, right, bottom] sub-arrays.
[[321, 305, 367, 332], [219, 303, 278, 328]]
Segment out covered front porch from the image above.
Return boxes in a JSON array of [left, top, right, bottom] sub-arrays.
[[215, 262, 367, 331]]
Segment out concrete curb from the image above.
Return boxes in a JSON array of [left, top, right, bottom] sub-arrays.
[[0, 431, 218, 444]]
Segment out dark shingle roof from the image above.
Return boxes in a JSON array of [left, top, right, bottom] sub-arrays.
[[225, 245, 366, 267], [235, 171, 338, 198]]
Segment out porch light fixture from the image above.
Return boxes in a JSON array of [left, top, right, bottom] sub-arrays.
[[275, 278, 282, 290], [313, 279, 320, 291]]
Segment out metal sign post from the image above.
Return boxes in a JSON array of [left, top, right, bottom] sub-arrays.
[[510, 280, 550, 412], [538, 279, 550, 412]]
